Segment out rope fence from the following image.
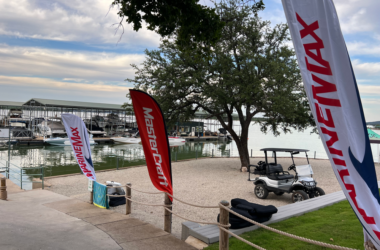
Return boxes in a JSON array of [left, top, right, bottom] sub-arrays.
[[219, 204, 358, 250], [103, 183, 370, 250]]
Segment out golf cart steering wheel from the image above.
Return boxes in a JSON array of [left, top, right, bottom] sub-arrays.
[[257, 161, 265, 165], [288, 164, 295, 171]]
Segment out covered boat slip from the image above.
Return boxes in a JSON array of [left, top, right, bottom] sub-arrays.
[[0, 99, 235, 140], [0, 99, 136, 141]]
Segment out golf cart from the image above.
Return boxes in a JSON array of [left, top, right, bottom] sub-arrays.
[[248, 148, 325, 203]]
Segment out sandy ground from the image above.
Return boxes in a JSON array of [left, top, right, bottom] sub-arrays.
[[47, 157, 380, 239]]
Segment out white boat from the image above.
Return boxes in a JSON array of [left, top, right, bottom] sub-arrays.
[[168, 136, 186, 143], [44, 137, 96, 146], [111, 136, 186, 144], [38, 117, 66, 137], [111, 137, 141, 144]]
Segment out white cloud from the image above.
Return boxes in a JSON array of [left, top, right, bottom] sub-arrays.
[[361, 98, 380, 122], [0, 75, 131, 104], [359, 85, 380, 96], [0, 0, 160, 47], [352, 59, 380, 76], [334, 0, 380, 35], [347, 42, 380, 57], [0, 44, 145, 82]]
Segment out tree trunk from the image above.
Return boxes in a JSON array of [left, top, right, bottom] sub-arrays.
[[229, 123, 250, 170], [237, 135, 250, 171]]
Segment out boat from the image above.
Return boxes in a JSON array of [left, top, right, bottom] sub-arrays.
[[111, 134, 186, 145], [6, 109, 30, 127], [44, 137, 96, 146], [38, 117, 66, 137], [168, 136, 186, 143], [106, 113, 124, 128], [93, 115, 107, 128], [218, 128, 233, 140], [111, 137, 141, 144], [83, 118, 107, 137], [368, 129, 380, 141]]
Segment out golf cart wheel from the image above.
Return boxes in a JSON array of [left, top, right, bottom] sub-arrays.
[[314, 187, 325, 197], [274, 191, 284, 196], [254, 184, 269, 199], [292, 190, 309, 203]]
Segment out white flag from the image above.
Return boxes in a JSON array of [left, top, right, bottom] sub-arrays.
[[62, 113, 96, 181], [282, 0, 380, 247]]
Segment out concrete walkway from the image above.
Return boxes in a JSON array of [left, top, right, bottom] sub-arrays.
[[0, 182, 195, 250]]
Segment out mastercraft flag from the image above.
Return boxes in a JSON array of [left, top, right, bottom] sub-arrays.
[[62, 113, 96, 181], [129, 90, 173, 200], [282, 0, 380, 247]]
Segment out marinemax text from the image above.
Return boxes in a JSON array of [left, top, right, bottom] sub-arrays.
[[70, 127, 94, 178], [297, 13, 380, 238]]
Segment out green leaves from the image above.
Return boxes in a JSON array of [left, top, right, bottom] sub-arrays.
[[112, 0, 225, 47]]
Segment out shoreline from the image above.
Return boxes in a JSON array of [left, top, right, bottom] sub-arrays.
[[43, 156, 334, 179]]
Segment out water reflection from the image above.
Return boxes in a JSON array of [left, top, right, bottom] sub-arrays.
[[0, 141, 233, 177]]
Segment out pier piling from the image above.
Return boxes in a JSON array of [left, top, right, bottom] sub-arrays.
[[0, 177, 7, 200]]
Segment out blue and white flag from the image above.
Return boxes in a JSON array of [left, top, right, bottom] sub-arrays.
[[62, 113, 96, 181], [282, 0, 380, 247]]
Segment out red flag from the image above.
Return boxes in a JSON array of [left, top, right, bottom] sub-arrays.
[[129, 90, 173, 199]]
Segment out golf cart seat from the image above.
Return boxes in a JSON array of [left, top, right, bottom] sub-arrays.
[[267, 164, 294, 180]]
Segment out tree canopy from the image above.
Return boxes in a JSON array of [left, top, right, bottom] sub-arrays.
[[111, 0, 263, 47], [126, 0, 315, 169]]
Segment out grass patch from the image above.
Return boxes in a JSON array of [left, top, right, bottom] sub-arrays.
[[205, 200, 364, 250]]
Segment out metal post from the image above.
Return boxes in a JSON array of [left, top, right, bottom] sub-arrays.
[[7, 127, 10, 179], [314, 151, 316, 159], [117, 157, 119, 170], [219, 200, 230, 250], [20, 168, 22, 190], [228, 150, 230, 158], [41, 167, 44, 190], [0, 177, 7, 200], [6, 161, 8, 179], [164, 193, 172, 233], [212, 149, 214, 158], [126, 183, 131, 215], [90, 190, 93, 204], [175, 152, 177, 162], [196, 147, 198, 159]]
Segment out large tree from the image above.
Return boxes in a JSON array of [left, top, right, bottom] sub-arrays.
[[127, 0, 314, 169]]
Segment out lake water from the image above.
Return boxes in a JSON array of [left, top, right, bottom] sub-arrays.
[[1, 123, 379, 189]]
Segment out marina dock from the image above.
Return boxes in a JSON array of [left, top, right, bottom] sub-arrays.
[[16, 137, 115, 146], [13, 136, 226, 146]]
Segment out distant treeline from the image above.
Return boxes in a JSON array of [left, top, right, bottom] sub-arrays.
[[367, 121, 380, 126]]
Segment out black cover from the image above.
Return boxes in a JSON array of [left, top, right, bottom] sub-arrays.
[[109, 193, 126, 207], [218, 198, 278, 229]]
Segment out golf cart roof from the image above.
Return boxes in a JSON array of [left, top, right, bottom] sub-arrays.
[[260, 148, 309, 153]]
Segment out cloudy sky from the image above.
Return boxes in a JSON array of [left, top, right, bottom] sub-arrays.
[[0, 0, 379, 121]]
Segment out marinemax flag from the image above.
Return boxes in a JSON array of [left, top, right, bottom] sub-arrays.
[[62, 114, 96, 181], [129, 90, 173, 200], [282, 0, 380, 246]]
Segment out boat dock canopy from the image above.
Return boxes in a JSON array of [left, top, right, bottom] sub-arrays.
[[260, 148, 309, 152], [0, 101, 25, 107], [22, 98, 130, 111]]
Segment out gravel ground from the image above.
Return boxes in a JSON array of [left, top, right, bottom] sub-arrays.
[[47, 157, 380, 239]]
